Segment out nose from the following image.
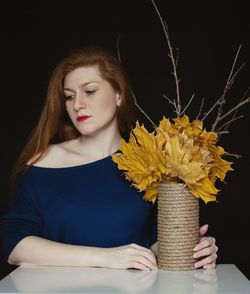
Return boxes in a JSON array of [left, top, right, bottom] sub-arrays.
[[73, 93, 87, 111]]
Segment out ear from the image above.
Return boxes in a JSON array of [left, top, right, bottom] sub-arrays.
[[116, 93, 121, 106]]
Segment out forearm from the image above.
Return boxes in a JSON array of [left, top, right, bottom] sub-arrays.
[[8, 236, 106, 267]]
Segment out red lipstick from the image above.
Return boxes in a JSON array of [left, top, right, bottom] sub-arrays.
[[76, 115, 91, 122]]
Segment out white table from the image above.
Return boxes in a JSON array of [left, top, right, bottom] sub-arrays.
[[0, 264, 249, 293]]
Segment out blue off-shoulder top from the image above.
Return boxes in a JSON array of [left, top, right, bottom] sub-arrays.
[[1, 153, 157, 260]]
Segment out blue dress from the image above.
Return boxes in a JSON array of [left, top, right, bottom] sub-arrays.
[[1, 153, 157, 260]]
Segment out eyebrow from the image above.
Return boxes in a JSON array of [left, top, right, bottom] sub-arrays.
[[63, 81, 99, 92]]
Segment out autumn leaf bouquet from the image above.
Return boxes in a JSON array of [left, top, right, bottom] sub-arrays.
[[112, 115, 232, 205]]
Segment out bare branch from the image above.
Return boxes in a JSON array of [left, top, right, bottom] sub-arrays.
[[223, 151, 242, 159], [212, 96, 250, 131], [217, 131, 230, 135], [163, 94, 176, 106], [220, 85, 250, 134], [116, 34, 122, 62], [217, 115, 244, 133], [162, 94, 178, 115], [226, 63, 245, 92], [130, 89, 157, 127], [224, 45, 242, 93], [150, 0, 182, 116], [211, 46, 243, 129], [175, 48, 180, 67], [196, 97, 205, 120], [202, 98, 222, 121], [180, 93, 195, 116], [202, 46, 243, 124]]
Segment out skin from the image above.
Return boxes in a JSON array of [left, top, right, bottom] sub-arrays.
[[10, 65, 218, 270]]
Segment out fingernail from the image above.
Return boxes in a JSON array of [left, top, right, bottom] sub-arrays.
[[193, 253, 197, 258], [194, 263, 198, 268], [194, 247, 198, 251]]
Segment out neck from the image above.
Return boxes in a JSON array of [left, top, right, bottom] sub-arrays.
[[76, 125, 122, 158]]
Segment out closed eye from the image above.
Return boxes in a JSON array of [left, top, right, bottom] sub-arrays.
[[64, 95, 73, 101], [85, 90, 96, 96]]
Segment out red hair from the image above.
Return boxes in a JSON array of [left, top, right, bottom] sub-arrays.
[[11, 47, 136, 190]]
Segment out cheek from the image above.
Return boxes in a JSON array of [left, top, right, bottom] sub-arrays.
[[96, 94, 117, 113]]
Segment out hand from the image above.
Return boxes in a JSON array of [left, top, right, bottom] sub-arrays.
[[193, 224, 218, 269], [102, 243, 158, 271]]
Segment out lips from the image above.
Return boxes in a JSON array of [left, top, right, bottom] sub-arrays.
[[76, 115, 91, 122]]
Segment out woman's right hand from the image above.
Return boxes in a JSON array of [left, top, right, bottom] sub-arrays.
[[101, 243, 158, 271]]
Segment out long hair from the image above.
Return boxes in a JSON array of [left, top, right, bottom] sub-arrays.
[[11, 47, 136, 191]]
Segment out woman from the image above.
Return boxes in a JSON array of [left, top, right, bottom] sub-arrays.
[[1, 47, 218, 271]]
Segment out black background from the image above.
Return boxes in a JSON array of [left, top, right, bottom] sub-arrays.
[[0, 0, 250, 280]]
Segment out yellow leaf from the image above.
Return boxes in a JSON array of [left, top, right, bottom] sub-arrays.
[[144, 183, 158, 204], [189, 177, 219, 204]]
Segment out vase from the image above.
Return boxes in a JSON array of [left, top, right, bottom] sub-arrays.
[[157, 182, 199, 270]]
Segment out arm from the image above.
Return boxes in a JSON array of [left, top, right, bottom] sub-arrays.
[[8, 236, 158, 270], [8, 236, 105, 267]]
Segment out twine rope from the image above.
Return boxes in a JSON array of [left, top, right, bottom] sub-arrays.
[[158, 182, 199, 270]]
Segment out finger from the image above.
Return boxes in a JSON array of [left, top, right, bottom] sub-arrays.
[[193, 246, 216, 259], [194, 253, 217, 269], [194, 237, 215, 252], [129, 244, 157, 265], [129, 261, 151, 271], [136, 252, 158, 269], [203, 263, 216, 270], [198, 224, 209, 237], [133, 254, 157, 270]]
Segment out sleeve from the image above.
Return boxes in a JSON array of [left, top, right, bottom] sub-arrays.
[[0, 175, 43, 261], [148, 200, 158, 246]]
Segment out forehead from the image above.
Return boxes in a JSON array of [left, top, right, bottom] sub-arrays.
[[64, 66, 103, 87]]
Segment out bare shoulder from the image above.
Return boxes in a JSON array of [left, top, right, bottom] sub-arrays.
[[30, 139, 80, 168]]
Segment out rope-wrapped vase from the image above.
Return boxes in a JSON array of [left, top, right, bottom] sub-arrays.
[[157, 182, 199, 270]]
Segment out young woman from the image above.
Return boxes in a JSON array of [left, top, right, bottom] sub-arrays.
[[1, 47, 218, 271]]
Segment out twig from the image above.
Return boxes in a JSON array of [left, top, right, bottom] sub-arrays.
[[225, 63, 245, 92], [196, 97, 205, 120], [162, 94, 178, 113], [116, 34, 121, 61], [202, 98, 221, 121], [212, 96, 250, 131], [180, 93, 195, 116], [218, 86, 250, 134], [210, 45, 243, 129], [217, 115, 244, 133], [202, 47, 245, 125], [131, 89, 156, 127], [150, 0, 182, 116], [217, 130, 230, 136], [223, 151, 242, 159]]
